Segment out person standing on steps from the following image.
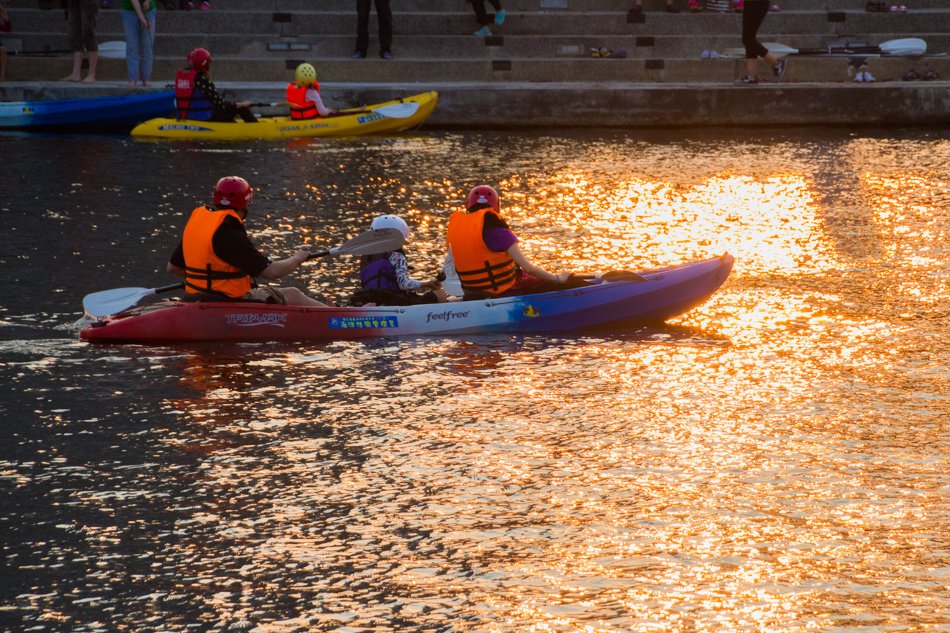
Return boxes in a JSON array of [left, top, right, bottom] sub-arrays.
[[120, 0, 157, 86], [470, 0, 505, 37], [631, 0, 680, 13], [733, 0, 787, 85], [61, 0, 99, 82], [354, 0, 393, 59], [0, 1, 10, 82]]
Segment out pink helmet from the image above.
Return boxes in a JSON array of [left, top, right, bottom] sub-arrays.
[[213, 176, 253, 210], [466, 185, 500, 212], [187, 47, 212, 72]]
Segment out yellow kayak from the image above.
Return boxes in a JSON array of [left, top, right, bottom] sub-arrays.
[[131, 90, 438, 140]]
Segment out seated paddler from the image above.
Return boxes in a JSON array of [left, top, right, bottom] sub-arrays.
[[352, 215, 446, 306], [175, 47, 257, 123], [166, 176, 331, 307], [444, 185, 585, 299], [286, 62, 334, 120]]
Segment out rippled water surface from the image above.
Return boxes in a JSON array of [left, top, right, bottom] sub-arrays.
[[1, 127, 948, 632]]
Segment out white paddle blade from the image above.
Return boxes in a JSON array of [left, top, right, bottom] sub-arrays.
[[337, 227, 406, 255], [83, 286, 154, 318], [763, 42, 797, 57], [97, 41, 127, 60], [720, 43, 793, 59], [880, 37, 926, 56], [374, 102, 420, 119]]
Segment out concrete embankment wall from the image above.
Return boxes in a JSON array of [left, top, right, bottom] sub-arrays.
[[2, 0, 948, 127]]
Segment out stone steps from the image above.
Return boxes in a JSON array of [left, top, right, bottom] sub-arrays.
[[2, 2, 946, 83]]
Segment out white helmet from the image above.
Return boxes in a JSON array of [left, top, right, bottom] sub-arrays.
[[371, 214, 410, 239]]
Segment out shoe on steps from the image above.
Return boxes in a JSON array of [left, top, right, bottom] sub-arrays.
[[494, 9, 506, 24], [474, 26, 492, 37], [733, 74, 759, 85], [773, 58, 787, 81]]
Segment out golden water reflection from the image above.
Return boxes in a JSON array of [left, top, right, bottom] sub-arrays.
[[146, 134, 947, 631], [8, 131, 947, 631]]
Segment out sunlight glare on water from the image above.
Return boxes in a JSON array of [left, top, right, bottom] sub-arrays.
[[0, 128, 947, 632]]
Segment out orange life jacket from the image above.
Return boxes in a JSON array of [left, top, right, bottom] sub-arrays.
[[445, 208, 518, 295], [181, 206, 252, 298], [286, 82, 320, 120]]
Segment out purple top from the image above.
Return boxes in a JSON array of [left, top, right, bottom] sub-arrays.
[[484, 226, 518, 252]]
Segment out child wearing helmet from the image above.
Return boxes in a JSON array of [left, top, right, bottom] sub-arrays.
[[353, 215, 446, 306], [286, 63, 334, 120], [166, 176, 332, 307], [444, 185, 582, 299], [175, 48, 257, 123]]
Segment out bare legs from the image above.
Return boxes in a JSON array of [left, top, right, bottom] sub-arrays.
[[62, 50, 98, 82]]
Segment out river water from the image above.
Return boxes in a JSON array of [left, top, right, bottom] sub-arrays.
[[1, 127, 948, 632]]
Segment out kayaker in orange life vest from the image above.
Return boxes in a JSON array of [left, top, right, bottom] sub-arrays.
[[285, 63, 334, 120], [444, 185, 584, 299], [174, 47, 257, 123], [166, 176, 331, 307]]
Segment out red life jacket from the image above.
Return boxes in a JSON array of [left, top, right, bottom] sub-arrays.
[[175, 69, 213, 120], [286, 82, 320, 120]]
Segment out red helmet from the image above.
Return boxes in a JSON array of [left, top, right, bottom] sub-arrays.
[[213, 176, 253, 210], [466, 185, 500, 211], [187, 47, 212, 72]]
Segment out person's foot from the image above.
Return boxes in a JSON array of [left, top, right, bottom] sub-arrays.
[[733, 74, 758, 85], [61, 74, 82, 82], [474, 26, 492, 37], [81, 75, 96, 83], [199, 1, 210, 9], [773, 58, 787, 81], [352, 50, 366, 59], [665, 4, 680, 12], [380, 50, 393, 59], [494, 8, 506, 24]]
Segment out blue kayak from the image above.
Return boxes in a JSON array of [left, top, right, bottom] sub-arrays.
[[0, 91, 176, 130]]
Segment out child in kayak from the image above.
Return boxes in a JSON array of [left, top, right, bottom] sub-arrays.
[[352, 215, 446, 306], [444, 185, 585, 299], [285, 62, 334, 119]]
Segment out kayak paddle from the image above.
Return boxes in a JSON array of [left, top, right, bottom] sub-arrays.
[[305, 227, 405, 259], [324, 102, 421, 119], [82, 228, 406, 317], [721, 37, 926, 59], [249, 102, 420, 119]]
